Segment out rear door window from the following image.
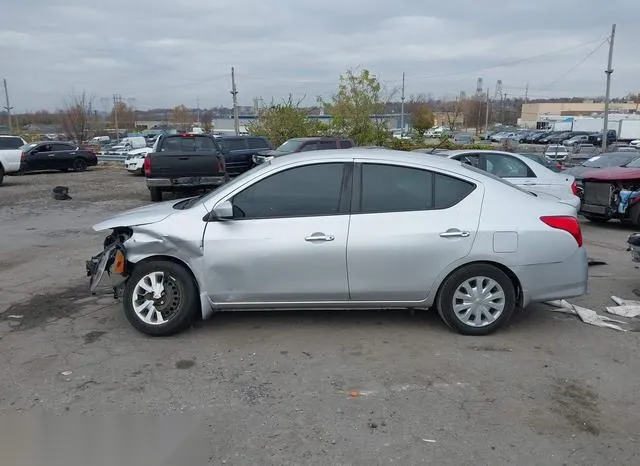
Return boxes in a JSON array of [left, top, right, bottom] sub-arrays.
[[248, 138, 269, 150], [225, 139, 248, 151], [318, 140, 338, 150], [340, 140, 354, 149]]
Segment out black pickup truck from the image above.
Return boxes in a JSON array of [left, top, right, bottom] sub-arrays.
[[143, 133, 228, 202]]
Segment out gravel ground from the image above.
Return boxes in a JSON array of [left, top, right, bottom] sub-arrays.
[[0, 166, 639, 465]]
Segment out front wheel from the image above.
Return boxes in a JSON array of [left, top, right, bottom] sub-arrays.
[[123, 260, 199, 336], [436, 264, 516, 335]]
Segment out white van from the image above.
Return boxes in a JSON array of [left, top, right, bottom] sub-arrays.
[[107, 136, 147, 154]]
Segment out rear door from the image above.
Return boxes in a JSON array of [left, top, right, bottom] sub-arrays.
[[223, 138, 250, 176], [346, 161, 482, 302]]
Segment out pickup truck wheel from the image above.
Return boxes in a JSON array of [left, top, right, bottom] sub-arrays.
[[0, 165, 4, 185], [149, 187, 162, 202], [123, 260, 199, 336], [436, 264, 516, 336]]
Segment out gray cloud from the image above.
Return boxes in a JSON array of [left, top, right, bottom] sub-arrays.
[[1, 0, 635, 111]]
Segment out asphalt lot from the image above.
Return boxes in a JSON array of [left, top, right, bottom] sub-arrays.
[[1, 166, 639, 465]]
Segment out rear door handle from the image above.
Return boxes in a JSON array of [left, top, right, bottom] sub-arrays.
[[305, 233, 335, 242], [440, 229, 470, 238]]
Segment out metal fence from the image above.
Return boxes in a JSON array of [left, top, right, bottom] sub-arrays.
[[97, 154, 127, 163]]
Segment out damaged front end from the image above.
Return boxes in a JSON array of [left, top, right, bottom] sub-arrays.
[[580, 178, 640, 222], [86, 228, 132, 297]]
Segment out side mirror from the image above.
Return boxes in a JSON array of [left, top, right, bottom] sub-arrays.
[[212, 200, 234, 220]]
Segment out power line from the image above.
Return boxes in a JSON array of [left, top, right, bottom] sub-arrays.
[[540, 38, 609, 90]]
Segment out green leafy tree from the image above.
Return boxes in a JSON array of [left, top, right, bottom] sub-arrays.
[[321, 69, 389, 146], [408, 98, 435, 135], [248, 95, 327, 147]]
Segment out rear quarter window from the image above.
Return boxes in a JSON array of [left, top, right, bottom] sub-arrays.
[[434, 173, 476, 209], [0, 137, 24, 150]]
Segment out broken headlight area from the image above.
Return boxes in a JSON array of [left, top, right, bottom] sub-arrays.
[[86, 228, 132, 295]]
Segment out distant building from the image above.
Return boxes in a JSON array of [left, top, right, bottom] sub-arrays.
[[519, 101, 640, 128]]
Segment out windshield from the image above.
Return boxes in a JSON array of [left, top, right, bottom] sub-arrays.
[[275, 139, 305, 153], [583, 154, 635, 167], [0, 137, 24, 149]]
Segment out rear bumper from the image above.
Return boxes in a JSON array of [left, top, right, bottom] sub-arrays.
[[146, 176, 226, 188], [513, 247, 588, 306]]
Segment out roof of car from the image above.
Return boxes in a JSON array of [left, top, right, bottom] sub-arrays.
[[268, 148, 466, 172], [291, 137, 353, 142]]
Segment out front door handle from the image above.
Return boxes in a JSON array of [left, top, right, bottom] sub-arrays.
[[305, 233, 335, 242], [440, 229, 470, 238]]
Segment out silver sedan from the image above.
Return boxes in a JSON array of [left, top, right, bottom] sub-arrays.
[[87, 149, 588, 337]]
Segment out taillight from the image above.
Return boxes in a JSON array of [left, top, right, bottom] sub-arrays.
[[143, 155, 151, 176], [570, 181, 578, 196], [540, 216, 583, 247], [20, 151, 26, 161]]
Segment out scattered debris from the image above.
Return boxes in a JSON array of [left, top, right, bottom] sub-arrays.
[[368, 422, 378, 429], [61, 371, 72, 376], [422, 439, 437, 443], [349, 390, 360, 398], [6, 315, 22, 320], [607, 296, 640, 318], [52, 186, 72, 200], [546, 300, 628, 331]]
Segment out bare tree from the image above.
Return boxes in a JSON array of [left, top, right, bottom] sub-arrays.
[[407, 94, 435, 135], [443, 98, 464, 131], [171, 105, 193, 131], [60, 92, 95, 143]]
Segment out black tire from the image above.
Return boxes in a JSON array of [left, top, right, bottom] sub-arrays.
[[149, 187, 163, 202], [584, 215, 609, 224], [72, 158, 88, 171], [123, 260, 199, 336], [0, 164, 4, 185], [436, 264, 516, 336]]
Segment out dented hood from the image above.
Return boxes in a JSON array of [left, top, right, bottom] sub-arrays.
[[93, 200, 177, 231]]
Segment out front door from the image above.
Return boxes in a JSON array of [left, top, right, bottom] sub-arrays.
[[28, 143, 54, 170], [202, 162, 352, 303], [346, 162, 483, 302]]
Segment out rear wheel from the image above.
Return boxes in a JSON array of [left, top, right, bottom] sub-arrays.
[[584, 215, 609, 224], [0, 164, 4, 185], [436, 264, 516, 336], [149, 187, 163, 202], [123, 260, 199, 336], [72, 158, 87, 171]]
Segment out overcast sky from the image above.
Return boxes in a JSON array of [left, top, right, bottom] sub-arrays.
[[2, 0, 637, 112]]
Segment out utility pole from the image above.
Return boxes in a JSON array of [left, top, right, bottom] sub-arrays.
[[484, 88, 490, 135], [602, 24, 616, 152], [524, 83, 529, 102], [2, 79, 13, 133], [400, 72, 405, 134], [112, 93, 122, 142], [196, 97, 200, 125], [230, 67, 239, 136]]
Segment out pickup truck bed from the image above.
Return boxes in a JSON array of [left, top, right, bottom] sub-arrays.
[[144, 134, 228, 202]]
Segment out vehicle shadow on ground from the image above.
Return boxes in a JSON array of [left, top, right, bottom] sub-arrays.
[[583, 219, 638, 233], [190, 305, 547, 336]]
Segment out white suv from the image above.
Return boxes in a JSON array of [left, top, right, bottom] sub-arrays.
[[0, 135, 27, 184]]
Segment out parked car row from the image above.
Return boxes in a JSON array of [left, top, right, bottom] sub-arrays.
[[0, 135, 98, 184]]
